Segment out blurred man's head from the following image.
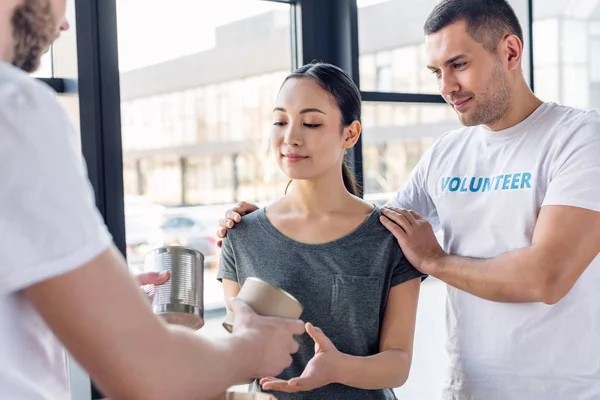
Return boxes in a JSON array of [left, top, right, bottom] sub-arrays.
[[9, 0, 68, 72], [424, 0, 525, 127]]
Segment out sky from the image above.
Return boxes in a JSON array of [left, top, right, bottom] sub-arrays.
[[116, 0, 290, 71], [116, 0, 393, 72]]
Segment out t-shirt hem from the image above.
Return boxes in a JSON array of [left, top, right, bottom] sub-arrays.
[[217, 271, 238, 283], [391, 267, 427, 287], [3, 231, 113, 295], [542, 196, 600, 213]]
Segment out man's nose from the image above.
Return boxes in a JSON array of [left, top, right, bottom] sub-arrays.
[[59, 19, 70, 32]]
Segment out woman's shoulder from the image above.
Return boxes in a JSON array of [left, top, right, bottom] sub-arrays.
[[356, 205, 399, 243], [226, 208, 265, 238]]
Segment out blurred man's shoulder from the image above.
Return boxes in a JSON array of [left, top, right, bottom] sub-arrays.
[[0, 62, 58, 118]]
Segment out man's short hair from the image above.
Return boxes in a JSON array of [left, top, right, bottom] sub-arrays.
[[424, 0, 524, 53]]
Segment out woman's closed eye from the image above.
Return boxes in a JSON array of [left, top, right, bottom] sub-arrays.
[[304, 123, 322, 128], [273, 122, 322, 128]]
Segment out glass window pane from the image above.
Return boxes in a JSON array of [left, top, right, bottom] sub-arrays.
[[117, 0, 293, 311], [357, 0, 532, 92], [534, 1, 600, 111], [31, 1, 81, 145], [362, 102, 460, 196]]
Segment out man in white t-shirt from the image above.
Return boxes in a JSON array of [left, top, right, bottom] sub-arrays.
[[218, 0, 600, 399], [0, 1, 306, 399]]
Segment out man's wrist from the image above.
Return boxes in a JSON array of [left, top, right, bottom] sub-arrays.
[[225, 333, 258, 383], [424, 252, 449, 277]]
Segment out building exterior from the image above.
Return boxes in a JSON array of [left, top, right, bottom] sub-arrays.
[[117, 0, 600, 207]]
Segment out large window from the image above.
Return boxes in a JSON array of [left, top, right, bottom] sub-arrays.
[[361, 102, 459, 197], [32, 1, 80, 138], [116, 0, 294, 310], [533, 0, 600, 111]]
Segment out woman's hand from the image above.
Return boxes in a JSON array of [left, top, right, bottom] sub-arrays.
[[260, 322, 343, 393]]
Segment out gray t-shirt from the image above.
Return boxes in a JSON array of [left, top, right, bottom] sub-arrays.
[[217, 206, 425, 400]]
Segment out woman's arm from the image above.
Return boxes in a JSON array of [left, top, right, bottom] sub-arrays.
[[261, 278, 421, 392], [223, 279, 242, 303], [336, 278, 420, 388]]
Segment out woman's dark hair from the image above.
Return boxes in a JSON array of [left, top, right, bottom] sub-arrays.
[[281, 62, 362, 197]]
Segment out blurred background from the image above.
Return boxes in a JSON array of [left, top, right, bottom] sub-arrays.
[[36, 0, 600, 398]]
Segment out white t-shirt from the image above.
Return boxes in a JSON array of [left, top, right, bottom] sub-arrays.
[[390, 102, 600, 399], [0, 62, 112, 399]]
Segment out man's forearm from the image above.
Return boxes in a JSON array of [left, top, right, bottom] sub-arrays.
[[98, 329, 253, 400], [430, 247, 554, 304], [336, 350, 410, 390], [159, 327, 254, 399]]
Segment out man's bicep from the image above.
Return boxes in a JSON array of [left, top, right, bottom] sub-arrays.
[[543, 119, 600, 212], [533, 205, 600, 293]]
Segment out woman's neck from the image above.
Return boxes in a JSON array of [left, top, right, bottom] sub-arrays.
[[283, 172, 354, 215]]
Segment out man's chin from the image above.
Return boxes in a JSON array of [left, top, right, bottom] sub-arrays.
[[13, 56, 42, 74], [456, 112, 477, 127]]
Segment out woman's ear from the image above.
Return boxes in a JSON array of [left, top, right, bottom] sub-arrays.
[[342, 120, 362, 149]]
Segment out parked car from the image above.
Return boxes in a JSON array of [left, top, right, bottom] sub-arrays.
[[125, 218, 165, 274], [159, 215, 220, 268]]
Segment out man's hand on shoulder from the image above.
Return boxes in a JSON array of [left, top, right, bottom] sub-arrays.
[[380, 206, 446, 275], [216, 202, 259, 247]]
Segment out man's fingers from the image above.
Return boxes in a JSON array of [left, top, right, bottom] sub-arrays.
[[135, 271, 170, 286], [399, 209, 418, 225], [286, 319, 307, 335], [409, 210, 424, 221], [379, 215, 407, 240], [226, 297, 254, 317], [383, 207, 414, 224], [224, 210, 241, 223], [220, 217, 236, 229], [288, 336, 300, 355], [382, 208, 413, 233], [233, 201, 260, 216]]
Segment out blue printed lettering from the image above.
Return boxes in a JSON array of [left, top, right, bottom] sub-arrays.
[[449, 177, 460, 192], [494, 175, 503, 190], [521, 172, 532, 189], [482, 178, 492, 192], [502, 174, 512, 190], [469, 177, 483, 192], [511, 173, 521, 189], [441, 172, 532, 193], [441, 177, 451, 192]]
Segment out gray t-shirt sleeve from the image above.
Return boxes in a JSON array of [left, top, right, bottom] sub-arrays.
[[391, 256, 427, 287], [216, 236, 238, 283]]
